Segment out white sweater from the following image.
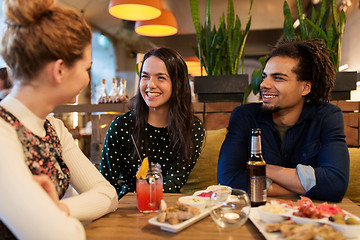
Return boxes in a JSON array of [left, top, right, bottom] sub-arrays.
[[0, 95, 118, 240]]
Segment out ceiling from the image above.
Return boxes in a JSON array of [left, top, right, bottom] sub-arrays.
[[56, 0, 313, 57]]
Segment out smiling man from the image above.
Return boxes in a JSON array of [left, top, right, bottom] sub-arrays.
[[217, 39, 349, 202]]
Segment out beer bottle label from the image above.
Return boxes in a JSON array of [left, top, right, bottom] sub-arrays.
[[251, 135, 261, 155], [249, 175, 267, 202]]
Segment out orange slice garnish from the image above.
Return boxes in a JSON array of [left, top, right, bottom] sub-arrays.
[[136, 157, 149, 179]]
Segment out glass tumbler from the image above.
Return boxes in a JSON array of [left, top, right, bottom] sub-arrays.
[[136, 163, 163, 212], [210, 189, 251, 228]]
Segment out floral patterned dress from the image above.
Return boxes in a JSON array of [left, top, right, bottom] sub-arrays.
[[0, 106, 70, 239]]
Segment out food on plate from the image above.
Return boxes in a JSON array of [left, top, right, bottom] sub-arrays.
[[260, 202, 287, 214], [265, 220, 295, 232], [265, 220, 345, 240], [156, 200, 200, 225], [178, 196, 207, 211], [293, 196, 343, 219], [329, 213, 360, 225], [193, 190, 213, 207], [197, 191, 213, 198], [257, 202, 290, 223]]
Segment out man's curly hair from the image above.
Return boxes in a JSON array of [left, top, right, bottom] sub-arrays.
[[267, 39, 335, 102]]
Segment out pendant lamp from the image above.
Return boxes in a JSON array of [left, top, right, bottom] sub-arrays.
[[108, 0, 162, 21], [135, 9, 178, 37]]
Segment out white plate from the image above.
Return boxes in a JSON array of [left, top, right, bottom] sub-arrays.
[[249, 207, 284, 240], [148, 207, 212, 233], [249, 208, 360, 240]]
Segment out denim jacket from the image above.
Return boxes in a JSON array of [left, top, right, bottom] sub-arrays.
[[218, 102, 349, 202]]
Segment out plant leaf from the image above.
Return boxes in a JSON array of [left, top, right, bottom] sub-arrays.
[[319, 0, 327, 20], [305, 18, 328, 41], [283, 1, 295, 41], [251, 68, 263, 93], [243, 84, 252, 104], [296, 0, 307, 40], [259, 55, 269, 68]]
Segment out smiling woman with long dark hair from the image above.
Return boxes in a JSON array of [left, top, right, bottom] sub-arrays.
[[100, 47, 205, 199]]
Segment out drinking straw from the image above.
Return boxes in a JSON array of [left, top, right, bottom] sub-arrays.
[[130, 135, 143, 164]]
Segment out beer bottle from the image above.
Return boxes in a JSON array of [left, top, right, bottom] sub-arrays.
[[247, 128, 267, 207]]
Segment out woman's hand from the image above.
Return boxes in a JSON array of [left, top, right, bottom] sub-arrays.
[[33, 175, 70, 216]]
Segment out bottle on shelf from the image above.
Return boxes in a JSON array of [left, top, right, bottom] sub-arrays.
[[108, 77, 119, 103], [246, 128, 267, 207], [119, 78, 129, 102], [98, 78, 108, 104]]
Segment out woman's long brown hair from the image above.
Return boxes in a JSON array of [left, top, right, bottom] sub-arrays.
[[131, 47, 194, 165]]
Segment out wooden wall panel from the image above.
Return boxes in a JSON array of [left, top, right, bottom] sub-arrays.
[[343, 112, 359, 146], [204, 113, 231, 130], [344, 126, 358, 146], [193, 102, 204, 113], [331, 101, 360, 112], [194, 113, 203, 123], [205, 102, 241, 113]]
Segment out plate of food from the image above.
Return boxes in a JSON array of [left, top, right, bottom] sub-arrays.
[[327, 212, 360, 238], [249, 197, 360, 240], [148, 197, 214, 232], [250, 207, 353, 240]]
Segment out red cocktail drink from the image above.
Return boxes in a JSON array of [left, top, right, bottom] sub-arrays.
[[136, 177, 163, 212]]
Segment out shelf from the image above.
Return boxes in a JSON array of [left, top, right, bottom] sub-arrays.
[[52, 103, 128, 114]]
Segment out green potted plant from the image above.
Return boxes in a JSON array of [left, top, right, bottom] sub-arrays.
[[189, 0, 253, 102], [245, 0, 356, 102], [283, 0, 356, 100]]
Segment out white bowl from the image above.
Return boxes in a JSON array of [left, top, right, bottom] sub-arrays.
[[193, 190, 212, 207], [327, 215, 360, 238], [290, 214, 326, 226], [206, 185, 232, 203], [206, 185, 232, 193], [257, 205, 289, 223], [178, 196, 207, 212]]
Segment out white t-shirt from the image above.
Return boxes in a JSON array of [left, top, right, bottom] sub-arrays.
[[0, 95, 118, 240]]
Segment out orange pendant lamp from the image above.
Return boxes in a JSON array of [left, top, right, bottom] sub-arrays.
[[135, 8, 178, 37], [108, 0, 162, 21]]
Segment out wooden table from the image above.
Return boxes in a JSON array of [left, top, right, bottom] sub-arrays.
[[85, 193, 360, 240]]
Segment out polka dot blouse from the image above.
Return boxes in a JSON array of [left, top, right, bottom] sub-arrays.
[[99, 110, 205, 199]]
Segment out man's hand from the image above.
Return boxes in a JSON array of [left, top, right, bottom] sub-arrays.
[[33, 175, 70, 216]]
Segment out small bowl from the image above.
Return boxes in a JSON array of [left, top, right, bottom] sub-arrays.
[[193, 190, 212, 207], [257, 205, 289, 223], [206, 185, 232, 204], [327, 215, 360, 238], [290, 214, 326, 226], [178, 196, 207, 212], [206, 185, 232, 193]]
